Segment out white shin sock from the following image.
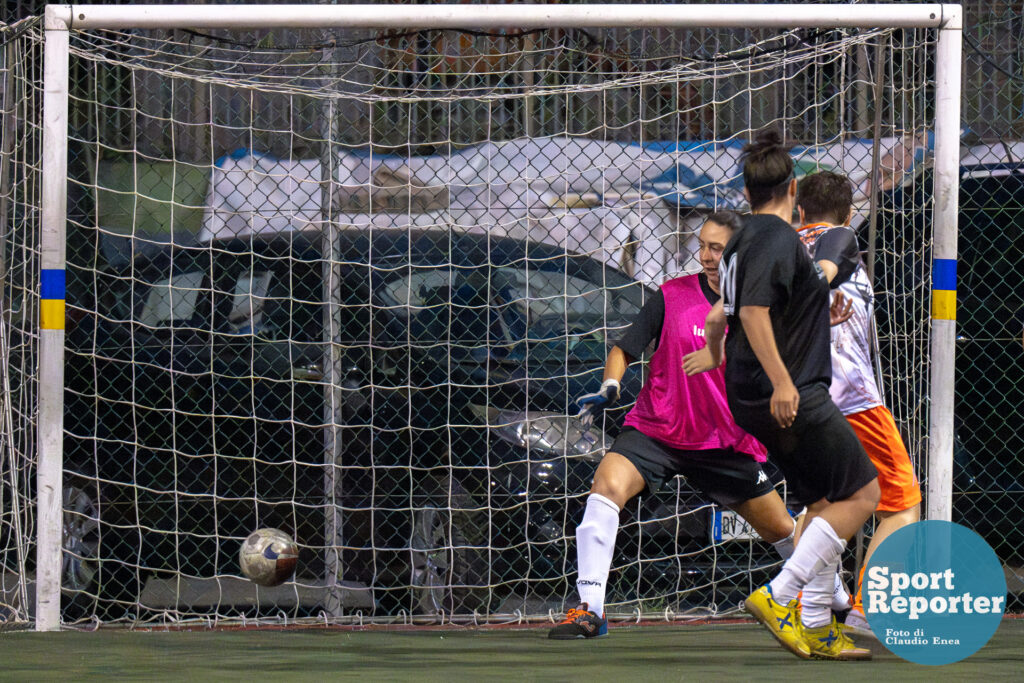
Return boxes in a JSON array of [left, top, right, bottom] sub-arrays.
[[575, 493, 620, 616], [769, 516, 846, 605], [801, 557, 840, 628], [771, 517, 797, 560], [832, 571, 852, 611]]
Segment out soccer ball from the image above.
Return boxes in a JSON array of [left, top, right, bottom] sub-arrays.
[[239, 528, 299, 587]]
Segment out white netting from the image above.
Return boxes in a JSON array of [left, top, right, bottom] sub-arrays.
[[0, 16, 42, 626], [2, 19, 938, 626]]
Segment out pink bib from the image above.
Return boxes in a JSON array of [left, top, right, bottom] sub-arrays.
[[624, 275, 766, 461]]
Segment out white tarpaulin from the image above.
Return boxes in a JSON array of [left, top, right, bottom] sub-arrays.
[[201, 151, 324, 241], [204, 134, 1015, 284], [200, 139, 682, 285], [641, 134, 935, 212], [961, 142, 1024, 167]]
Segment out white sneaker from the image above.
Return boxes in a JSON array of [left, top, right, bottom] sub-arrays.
[[842, 608, 877, 640]]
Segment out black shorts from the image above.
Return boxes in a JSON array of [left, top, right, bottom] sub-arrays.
[[729, 383, 879, 506], [608, 427, 776, 507]]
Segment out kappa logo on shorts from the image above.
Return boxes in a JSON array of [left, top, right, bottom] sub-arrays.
[[755, 470, 769, 485]]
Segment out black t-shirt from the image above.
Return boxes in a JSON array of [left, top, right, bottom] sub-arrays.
[[615, 273, 718, 361], [718, 213, 832, 401]]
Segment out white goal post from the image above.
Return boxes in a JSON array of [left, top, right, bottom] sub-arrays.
[[35, 3, 962, 631]]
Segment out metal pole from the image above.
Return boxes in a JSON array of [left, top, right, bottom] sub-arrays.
[[320, 54, 344, 619], [927, 5, 962, 522], [37, 4, 73, 631], [68, 4, 947, 30], [866, 37, 885, 286]]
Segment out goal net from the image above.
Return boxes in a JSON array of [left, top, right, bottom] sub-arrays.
[[3, 11, 945, 627]]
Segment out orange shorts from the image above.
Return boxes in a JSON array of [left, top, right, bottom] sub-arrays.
[[845, 405, 922, 513]]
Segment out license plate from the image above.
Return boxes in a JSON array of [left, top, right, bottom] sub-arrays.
[[711, 509, 758, 542]]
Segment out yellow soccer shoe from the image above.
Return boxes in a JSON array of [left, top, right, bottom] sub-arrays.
[[744, 585, 811, 660], [804, 615, 873, 660]]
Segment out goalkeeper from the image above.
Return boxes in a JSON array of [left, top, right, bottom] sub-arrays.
[[795, 170, 921, 637], [550, 211, 806, 640]]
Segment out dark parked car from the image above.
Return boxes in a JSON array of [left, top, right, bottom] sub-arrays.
[[59, 228, 774, 620], [876, 162, 1024, 581]]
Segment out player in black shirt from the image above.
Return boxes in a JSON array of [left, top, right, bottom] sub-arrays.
[[684, 131, 879, 660]]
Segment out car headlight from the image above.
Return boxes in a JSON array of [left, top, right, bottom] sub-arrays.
[[490, 410, 606, 462]]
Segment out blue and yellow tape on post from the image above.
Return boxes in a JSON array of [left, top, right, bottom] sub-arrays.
[[932, 258, 956, 321], [40, 269, 65, 330]]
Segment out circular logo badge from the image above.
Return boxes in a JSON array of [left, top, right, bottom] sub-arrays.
[[864, 520, 1006, 665]]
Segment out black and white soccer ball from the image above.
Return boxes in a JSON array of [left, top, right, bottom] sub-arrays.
[[239, 528, 299, 587]]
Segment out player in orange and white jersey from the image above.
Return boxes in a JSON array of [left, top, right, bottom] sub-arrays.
[[795, 171, 922, 636]]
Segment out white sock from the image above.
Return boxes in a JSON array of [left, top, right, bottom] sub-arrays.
[[771, 517, 797, 560], [769, 516, 845, 604], [832, 572, 852, 611], [771, 516, 850, 609], [801, 558, 839, 628], [575, 493, 620, 617]]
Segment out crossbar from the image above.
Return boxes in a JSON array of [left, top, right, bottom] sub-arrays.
[[56, 4, 953, 30]]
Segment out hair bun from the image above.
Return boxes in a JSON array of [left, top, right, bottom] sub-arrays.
[[741, 128, 794, 208], [753, 129, 783, 147]]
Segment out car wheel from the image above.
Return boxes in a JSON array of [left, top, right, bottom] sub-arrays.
[[62, 484, 100, 594], [409, 479, 490, 617], [59, 477, 140, 622], [59, 482, 102, 620]]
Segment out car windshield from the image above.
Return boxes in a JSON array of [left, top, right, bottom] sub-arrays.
[[380, 262, 646, 362], [101, 239, 648, 363]]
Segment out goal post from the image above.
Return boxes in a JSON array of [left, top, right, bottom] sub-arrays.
[[33, 4, 961, 631]]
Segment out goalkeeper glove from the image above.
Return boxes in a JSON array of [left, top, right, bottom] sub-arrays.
[[576, 378, 620, 430]]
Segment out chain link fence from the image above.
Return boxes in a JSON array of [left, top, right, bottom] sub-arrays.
[[0, 2, 1020, 627], [952, 0, 1024, 601]]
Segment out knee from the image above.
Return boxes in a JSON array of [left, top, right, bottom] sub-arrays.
[[879, 502, 920, 525], [756, 519, 795, 545], [590, 474, 634, 510], [745, 508, 796, 544], [589, 479, 618, 505], [767, 516, 797, 544]]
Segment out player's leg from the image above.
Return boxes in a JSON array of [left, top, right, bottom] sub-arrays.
[[791, 507, 852, 612], [744, 389, 878, 659], [756, 482, 877, 660], [575, 451, 646, 614], [843, 406, 922, 633], [729, 489, 795, 545], [771, 477, 879, 612], [763, 394, 879, 596], [732, 491, 852, 611], [786, 487, 875, 660], [549, 429, 651, 640], [862, 505, 920, 569]]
